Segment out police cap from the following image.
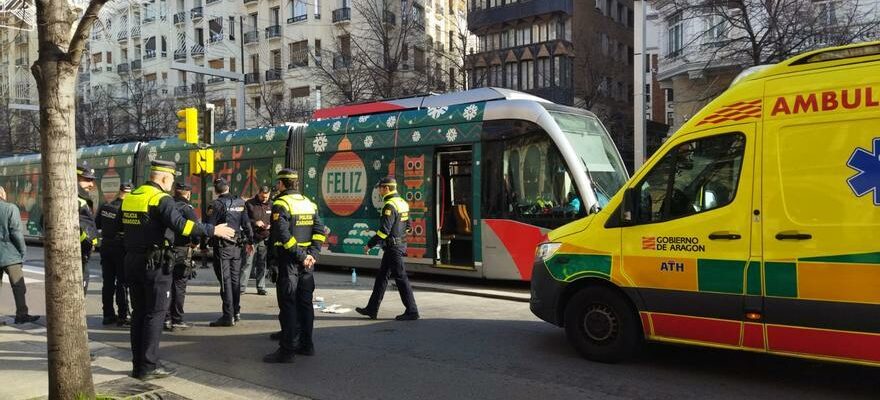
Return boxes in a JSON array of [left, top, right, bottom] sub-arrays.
[[76, 163, 96, 180], [119, 182, 133, 192], [150, 160, 180, 176], [276, 168, 298, 180], [375, 176, 397, 188], [174, 182, 193, 191]]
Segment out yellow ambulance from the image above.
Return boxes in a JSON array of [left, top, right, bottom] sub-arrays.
[[530, 41, 880, 366]]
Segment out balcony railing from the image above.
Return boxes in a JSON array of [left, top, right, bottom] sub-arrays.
[[332, 7, 351, 23], [15, 58, 28, 66], [208, 76, 224, 84], [333, 55, 351, 69], [117, 63, 130, 73], [243, 31, 259, 44], [191, 45, 205, 57], [131, 60, 142, 70], [288, 14, 307, 24], [265, 68, 282, 81], [144, 49, 157, 60], [117, 30, 128, 41], [173, 12, 186, 24], [265, 25, 281, 39], [174, 49, 187, 61], [244, 72, 260, 85], [243, 0, 257, 4], [191, 7, 203, 20], [191, 82, 205, 94], [209, 33, 223, 43], [143, 13, 156, 23], [206, 0, 219, 4], [288, 59, 307, 69], [174, 85, 189, 96], [131, 26, 141, 38]]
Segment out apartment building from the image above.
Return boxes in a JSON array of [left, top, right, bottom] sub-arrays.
[[0, 18, 38, 106]]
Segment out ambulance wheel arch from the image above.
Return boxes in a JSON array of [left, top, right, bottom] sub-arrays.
[[560, 278, 644, 362]]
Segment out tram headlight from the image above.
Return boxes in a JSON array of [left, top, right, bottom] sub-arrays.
[[536, 242, 562, 262]]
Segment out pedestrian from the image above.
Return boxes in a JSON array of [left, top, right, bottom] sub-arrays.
[[241, 185, 273, 296], [97, 182, 133, 326], [164, 182, 199, 332], [356, 177, 420, 321], [122, 160, 234, 380], [206, 177, 253, 327], [263, 168, 325, 363], [0, 186, 40, 324], [77, 163, 99, 293]]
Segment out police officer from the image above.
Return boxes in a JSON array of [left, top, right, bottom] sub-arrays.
[[77, 163, 98, 294], [122, 160, 234, 380], [356, 177, 419, 321], [206, 177, 253, 327], [263, 168, 325, 363], [165, 182, 198, 332], [97, 182, 133, 326]]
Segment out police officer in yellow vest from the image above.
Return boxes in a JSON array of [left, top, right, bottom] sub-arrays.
[[356, 177, 420, 321], [122, 160, 235, 380], [77, 163, 98, 294], [263, 168, 325, 363]]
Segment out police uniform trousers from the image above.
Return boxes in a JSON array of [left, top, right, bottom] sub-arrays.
[[276, 252, 315, 352], [365, 246, 418, 315], [125, 251, 173, 374], [214, 244, 243, 320], [81, 243, 92, 294], [100, 244, 129, 319], [168, 247, 192, 324]]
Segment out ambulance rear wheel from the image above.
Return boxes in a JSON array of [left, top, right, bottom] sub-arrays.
[[564, 286, 641, 363]]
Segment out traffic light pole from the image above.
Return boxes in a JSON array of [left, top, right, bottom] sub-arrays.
[[170, 62, 246, 129]]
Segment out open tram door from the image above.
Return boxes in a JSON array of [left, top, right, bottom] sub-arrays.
[[435, 147, 476, 269]]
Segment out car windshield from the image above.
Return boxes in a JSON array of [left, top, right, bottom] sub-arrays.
[[549, 111, 629, 208]]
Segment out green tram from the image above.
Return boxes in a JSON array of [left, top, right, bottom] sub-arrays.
[[0, 88, 629, 281]]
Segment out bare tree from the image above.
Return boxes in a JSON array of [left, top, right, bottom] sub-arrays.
[[573, 42, 620, 112], [31, 0, 110, 396], [249, 79, 314, 126], [108, 77, 177, 141], [434, 11, 471, 92]]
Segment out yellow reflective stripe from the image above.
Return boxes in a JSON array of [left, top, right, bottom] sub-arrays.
[[312, 234, 326, 242], [273, 198, 291, 212], [298, 241, 312, 247], [151, 166, 177, 174], [80, 231, 87, 241], [78, 198, 87, 208], [182, 220, 194, 236], [274, 242, 282, 246], [283, 236, 298, 249], [376, 230, 388, 239], [91, 238, 98, 246], [122, 185, 164, 212], [148, 192, 169, 206]]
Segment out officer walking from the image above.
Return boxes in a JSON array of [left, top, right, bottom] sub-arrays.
[[122, 160, 234, 380], [356, 177, 419, 321], [206, 177, 253, 327], [77, 163, 99, 294], [97, 183, 133, 326], [165, 182, 198, 331], [263, 168, 325, 363], [242, 185, 273, 296]]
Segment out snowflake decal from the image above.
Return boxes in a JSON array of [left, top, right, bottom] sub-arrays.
[[275, 164, 283, 173], [236, 173, 242, 182], [308, 167, 317, 179], [313, 133, 328, 152], [463, 104, 479, 121], [127, 156, 133, 164], [159, 141, 166, 149], [225, 134, 233, 143], [174, 153, 181, 162], [96, 148, 103, 156], [427, 106, 448, 119], [147, 147, 158, 161], [373, 160, 381, 171], [412, 130, 421, 142], [364, 135, 374, 148], [332, 121, 342, 132], [264, 128, 276, 141], [446, 127, 458, 142], [386, 115, 398, 128], [122, 144, 130, 152], [358, 115, 370, 123]]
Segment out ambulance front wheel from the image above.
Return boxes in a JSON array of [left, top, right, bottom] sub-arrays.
[[564, 286, 642, 363]]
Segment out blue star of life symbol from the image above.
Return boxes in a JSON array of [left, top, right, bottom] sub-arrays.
[[847, 138, 880, 206]]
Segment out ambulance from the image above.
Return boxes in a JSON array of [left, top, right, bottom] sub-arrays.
[[530, 41, 880, 366]]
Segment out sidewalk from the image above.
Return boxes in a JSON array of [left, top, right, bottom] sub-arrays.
[[0, 316, 308, 400]]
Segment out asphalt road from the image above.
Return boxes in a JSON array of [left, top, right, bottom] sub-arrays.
[[1, 246, 878, 399]]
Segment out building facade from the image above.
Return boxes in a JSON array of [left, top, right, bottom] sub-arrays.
[[0, 13, 39, 154]]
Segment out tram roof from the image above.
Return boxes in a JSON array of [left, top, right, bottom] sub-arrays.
[[312, 88, 552, 120]]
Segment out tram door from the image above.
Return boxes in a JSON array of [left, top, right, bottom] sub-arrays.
[[435, 148, 475, 268]]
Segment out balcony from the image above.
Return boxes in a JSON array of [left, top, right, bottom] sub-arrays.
[[79, 73, 90, 82], [265, 25, 281, 39], [143, 13, 156, 24], [144, 49, 157, 60], [173, 12, 186, 25], [131, 60, 142, 71], [191, 82, 205, 94], [117, 30, 128, 42], [14, 34, 27, 45], [191, 7, 203, 20], [265, 68, 282, 81], [208, 76, 224, 84], [131, 26, 141, 39], [174, 85, 189, 96], [288, 14, 307, 24], [174, 49, 187, 61], [333, 55, 350, 69], [207, 0, 219, 4], [288, 59, 307, 69], [244, 72, 260, 85], [332, 7, 351, 23], [15, 58, 28, 67], [243, 31, 259, 45], [209, 33, 224, 43], [468, 0, 572, 30], [384, 10, 396, 25], [243, 0, 257, 4], [117, 62, 130, 73], [191, 44, 205, 57]]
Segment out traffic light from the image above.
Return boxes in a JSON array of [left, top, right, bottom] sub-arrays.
[[189, 148, 214, 175], [177, 107, 198, 144], [200, 104, 215, 145]]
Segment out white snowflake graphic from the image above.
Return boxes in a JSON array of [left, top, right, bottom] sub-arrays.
[[264, 128, 276, 141], [373, 160, 381, 171], [127, 156, 133, 164], [427, 106, 448, 119], [236, 173, 242, 182], [412, 130, 421, 142], [358, 115, 370, 123], [159, 141, 166, 149], [122, 144, 130, 152], [275, 164, 283, 173], [463, 104, 479, 121], [332, 121, 342, 132], [364, 135, 374, 148], [147, 147, 158, 161], [313, 133, 328, 152], [446, 127, 458, 142], [174, 153, 181, 162], [308, 167, 317, 179], [386, 115, 397, 128], [225, 134, 233, 143], [96, 148, 103, 156]]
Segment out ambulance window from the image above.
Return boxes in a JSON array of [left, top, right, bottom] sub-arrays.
[[634, 133, 745, 224]]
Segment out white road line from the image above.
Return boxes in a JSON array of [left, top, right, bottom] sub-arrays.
[[21, 264, 99, 279]]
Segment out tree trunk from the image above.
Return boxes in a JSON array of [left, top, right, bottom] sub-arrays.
[[32, 0, 96, 398]]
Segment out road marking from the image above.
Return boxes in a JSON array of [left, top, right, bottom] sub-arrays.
[[21, 264, 99, 279]]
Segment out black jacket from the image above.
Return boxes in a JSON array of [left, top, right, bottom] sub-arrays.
[[206, 192, 253, 245], [78, 187, 98, 255], [97, 197, 125, 247], [245, 196, 272, 242], [122, 182, 214, 251], [172, 195, 199, 247]]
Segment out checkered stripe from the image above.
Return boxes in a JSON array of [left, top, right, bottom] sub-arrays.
[[696, 99, 762, 126]]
